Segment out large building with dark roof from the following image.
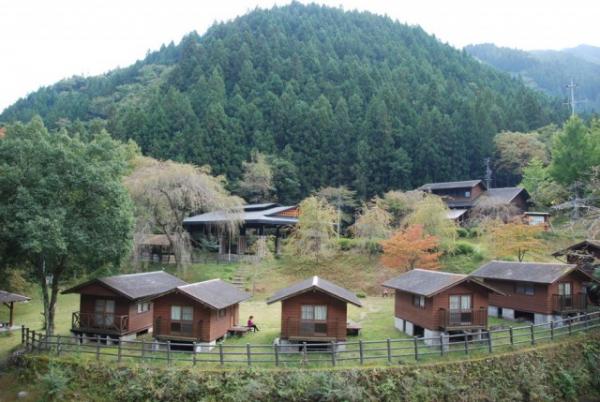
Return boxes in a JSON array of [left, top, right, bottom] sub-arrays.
[[471, 261, 595, 324], [383, 269, 501, 344], [183, 203, 298, 261], [63, 271, 187, 341]]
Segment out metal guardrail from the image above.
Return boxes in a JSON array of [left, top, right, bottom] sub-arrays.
[[21, 311, 600, 368]]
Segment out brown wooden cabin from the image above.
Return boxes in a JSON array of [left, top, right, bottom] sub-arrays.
[[151, 279, 251, 344], [267, 276, 362, 342], [383, 269, 501, 339], [553, 240, 600, 271], [524, 212, 550, 229], [62, 271, 186, 340], [0, 290, 30, 329], [137, 234, 176, 264], [471, 261, 598, 324]]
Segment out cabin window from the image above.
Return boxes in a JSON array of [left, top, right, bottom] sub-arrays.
[[449, 295, 472, 311], [412, 295, 425, 308], [94, 299, 115, 327], [137, 302, 150, 313], [217, 308, 227, 318], [170, 305, 193, 334], [558, 282, 572, 296], [515, 282, 535, 296], [301, 305, 327, 321], [528, 215, 545, 225], [465, 191, 471, 198]]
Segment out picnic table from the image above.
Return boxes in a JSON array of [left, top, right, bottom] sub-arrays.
[[346, 321, 362, 336], [228, 325, 252, 337]]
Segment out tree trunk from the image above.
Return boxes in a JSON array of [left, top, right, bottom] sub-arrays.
[[37, 257, 63, 337]]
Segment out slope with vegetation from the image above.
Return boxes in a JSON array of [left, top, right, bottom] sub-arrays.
[[1, 3, 565, 200]]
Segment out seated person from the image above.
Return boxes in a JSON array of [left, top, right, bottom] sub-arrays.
[[247, 315, 259, 332]]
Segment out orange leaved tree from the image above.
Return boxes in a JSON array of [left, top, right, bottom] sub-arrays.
[[485, 221, 544, 261], [380, 224, 441, 271]]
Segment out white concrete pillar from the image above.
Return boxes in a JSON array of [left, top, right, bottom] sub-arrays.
[[394, 317, 405, 332], [405, 321, 414, 336], [488, 306, 499, 318], [502, 308, 515, 320]]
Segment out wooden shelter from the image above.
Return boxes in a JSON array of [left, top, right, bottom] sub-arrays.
[[267, 276, 362, 342], [151, 279, 251, 345], [137, 234, 176, 264], [471, 261, 597, 324], [383, 270, 501, 343], [0, 290, 30, 328], [553, 240, 600, 271], [62, 271, 186, 340]]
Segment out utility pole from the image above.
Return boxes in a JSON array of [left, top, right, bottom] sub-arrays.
[[565, 79, 585, 116]]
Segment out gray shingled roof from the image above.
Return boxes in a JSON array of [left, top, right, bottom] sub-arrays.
[[0, 290, 30, 304], [267, 276, 362, 307], [63, 271, 187, 300], [184, 204, 298, 227], [419, 180, 484, 191], [552, 239, 600, 257], [382, 269, 500, 297], [471, 261, 578, 284], [174, 279, 251, 310], [478, 187, 527, 205]]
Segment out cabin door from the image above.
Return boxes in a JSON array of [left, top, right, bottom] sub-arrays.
[[449, 295, 472, 325], [558, 282, 573, 307], [95, 299, 115, 328]]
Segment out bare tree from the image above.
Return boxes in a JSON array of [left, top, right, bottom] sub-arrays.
[[126, 157, 243, 272]]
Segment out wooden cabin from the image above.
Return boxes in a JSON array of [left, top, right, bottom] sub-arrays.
[[383, 269, 501, 344], [137, 234, 176, 264], [267, 276, 362, 343], [553, 240, 600, 271], [63, 271, 186, 341], [0, 290, 30, 329], [184, 203, 298, 262], [471, 261, 597, 324], [151, 279, 251, 346]]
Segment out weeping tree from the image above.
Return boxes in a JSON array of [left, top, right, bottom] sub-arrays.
[[351, 203, 392, 257], [287, 196, 337, 262], [237, 152, 274, 203], [0, 117, 135, 336], [125, 157, 243, 271], [404, 193, 457, 252], [315, 186, 358, 237]]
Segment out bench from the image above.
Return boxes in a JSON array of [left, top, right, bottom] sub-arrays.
[[346, 321, 362, 336], [228, 325, 252, 337]]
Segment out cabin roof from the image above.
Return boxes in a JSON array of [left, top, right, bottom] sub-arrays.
[[172, 279, 251, 310], [419, 180, 485, 191], [382, 269, 501, 297], [478, 187, 528, 205], [525, 211, 550, 216], [62, 271, 187, 300], [183, 203, 298, 227], [267, 276, 362, 307], [552, 239, 600, 257], [0, 290, 30, 304], [470, 260, 582, 284], [447, 209, 468, 220]]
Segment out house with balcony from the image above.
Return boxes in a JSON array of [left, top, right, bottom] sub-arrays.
[[267, 276, 362, 347], [63, 271, 186, 341], [151, 279, 251, 350], [471, 261, 596, 325], [383, 269, 502, 345]]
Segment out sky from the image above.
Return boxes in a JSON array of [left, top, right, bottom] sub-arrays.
[[1, 0, 599, 112]]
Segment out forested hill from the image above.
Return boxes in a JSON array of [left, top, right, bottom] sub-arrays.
[[1, 3, 566, 199], [465, 43, 600, 113]]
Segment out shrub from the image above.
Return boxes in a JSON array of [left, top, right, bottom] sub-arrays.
[[456, 227, 469, 238], [337, 238, 354, 251], [356, 292, 366, 298], [39, 364, 70, 401], [453, 241, 476, 256]]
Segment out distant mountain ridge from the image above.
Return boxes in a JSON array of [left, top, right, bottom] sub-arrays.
[[465, 43, 600, 112], [1, 3, 565, 199]]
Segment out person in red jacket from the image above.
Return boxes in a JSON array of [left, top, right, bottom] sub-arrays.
[[247, 315, 259, 332]]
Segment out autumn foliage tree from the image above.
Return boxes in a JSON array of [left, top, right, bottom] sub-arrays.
[[380, 224, 441, 271], [287, 196, 337, 262], [485, 221, 544, 261]]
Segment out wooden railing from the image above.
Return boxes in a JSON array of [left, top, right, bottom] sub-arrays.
[[72, 311, 129, 334], [552, 293, 587, 313], [22, 312, 600, 368], [284, 317, 341, 339], [439, 308, 487, 330]]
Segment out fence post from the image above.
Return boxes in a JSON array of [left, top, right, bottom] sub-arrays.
[[246, 343, 251, 366], [141, 340, 145, 359], [487, 331, 493, 353], [584, 313, 589, 331], [219, 343, 224, 366], [117, 339, 122, 362], [464, 335, 469, 355], [359, 340, 364, 365], [330, 341, 336, 367], [530, 325, 535, 345], [413, 337, 419, 361], [568, 318, 572, 335], [21, 325, 25, 344], [192, 342, 197, 366], [550, 321, 554, 340], [167, 341, 171, 365], [274, 343, 280, 367], [509, 327, 514, 345], [25, 328, 30, 350], [57, 335, 62, 356], [439, 335, 444, 356], [31, 330, 36, 351], [302, 342, 308, 365], [387, 338, 392, 363], [96, 336, 101, 360]]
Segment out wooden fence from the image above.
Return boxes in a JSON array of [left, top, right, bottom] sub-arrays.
[[20, 311, 600, 368]]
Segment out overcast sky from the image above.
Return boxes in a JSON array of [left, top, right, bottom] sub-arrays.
[[1, 0, 598, 112]]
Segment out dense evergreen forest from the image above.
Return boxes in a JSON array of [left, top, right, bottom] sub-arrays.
[[466, 43, 600, 113], [1, 3, 567, 200]]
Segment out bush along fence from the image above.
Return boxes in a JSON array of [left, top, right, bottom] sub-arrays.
[[19, 311, 600, 368]]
